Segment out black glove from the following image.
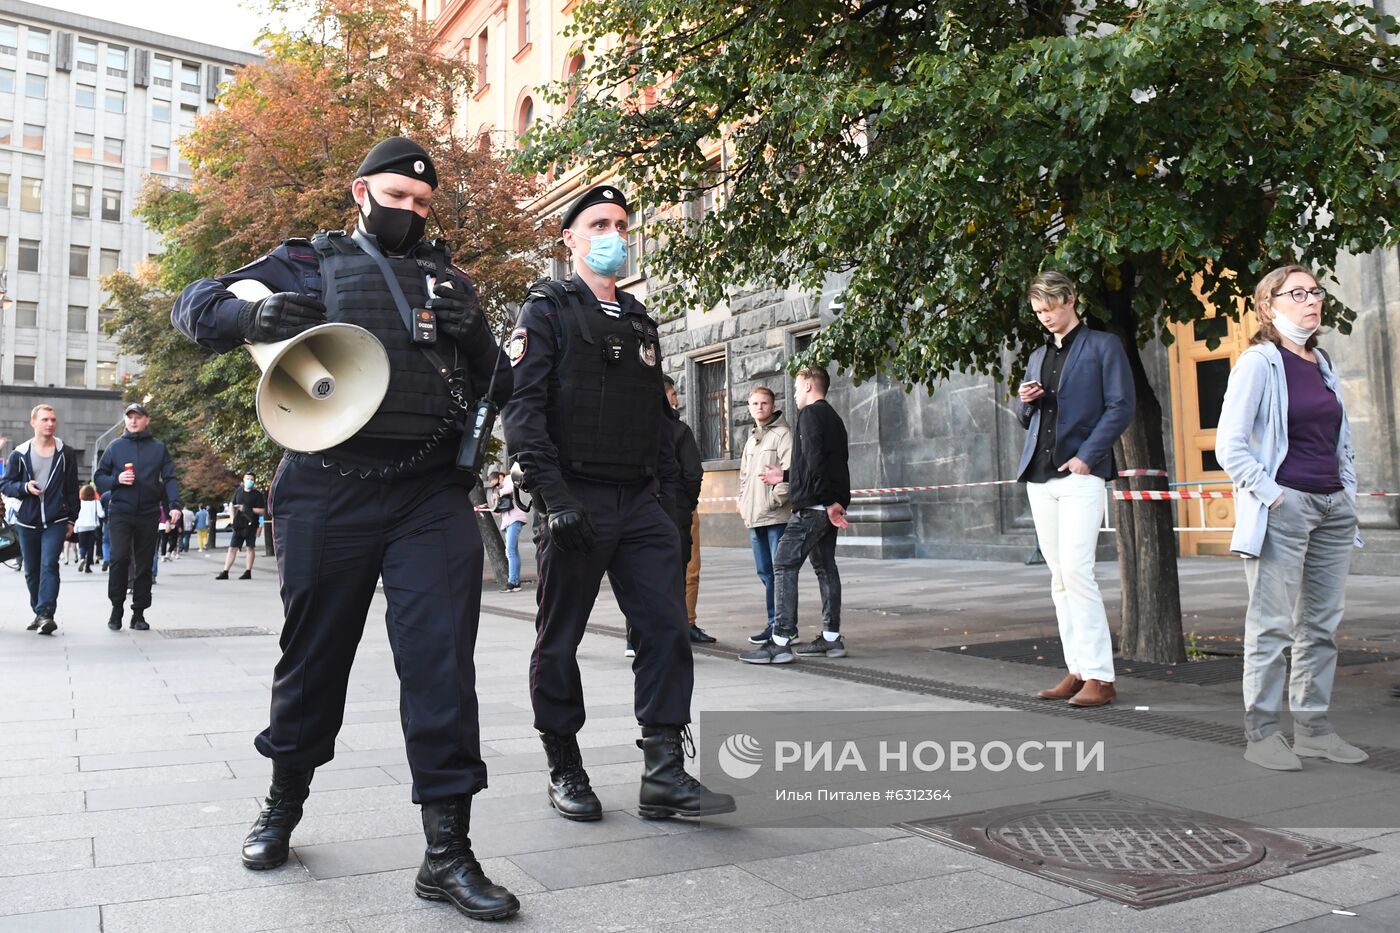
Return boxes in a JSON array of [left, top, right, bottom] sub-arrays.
[[427, 280, 487, 345], [548, 508, 596, 552], [237, 292, 326, 344]]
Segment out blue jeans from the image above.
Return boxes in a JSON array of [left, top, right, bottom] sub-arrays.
[[17, 523, 67, 618], [504, 520, 524, 586], [749, 523, 786, 628]]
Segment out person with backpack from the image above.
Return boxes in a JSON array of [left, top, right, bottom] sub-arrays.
[[2, 404, 80, 635]]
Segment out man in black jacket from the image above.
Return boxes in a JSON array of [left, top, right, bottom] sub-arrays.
[[661, 374, 714, 644], [739, 366, 850, 664], [94, 402, 180, 632]]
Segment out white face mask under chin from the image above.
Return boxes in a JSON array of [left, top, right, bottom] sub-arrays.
[[1272, 309, 1317, 346]]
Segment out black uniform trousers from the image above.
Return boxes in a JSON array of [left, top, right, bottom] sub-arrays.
[[255, 454, 487, 804], [107, 513, 158, 611], [531, 478, 693, 735]]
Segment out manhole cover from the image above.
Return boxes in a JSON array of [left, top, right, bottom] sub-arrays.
[[158, 627, 274, 638], [899, 791, 1372, 908]]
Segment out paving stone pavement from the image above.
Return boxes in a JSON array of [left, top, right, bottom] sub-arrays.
[[1, 545, 1398, 932]]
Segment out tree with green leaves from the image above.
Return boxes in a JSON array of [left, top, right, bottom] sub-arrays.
[[521, 0, 1400, 661], [107, 0, 555, 577]]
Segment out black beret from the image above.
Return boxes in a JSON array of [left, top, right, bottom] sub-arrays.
[[560, 184, 630, 231], [357, 137, 438, 189]]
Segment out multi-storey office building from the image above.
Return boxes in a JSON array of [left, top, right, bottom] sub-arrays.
[[0, 0, 256, 475]]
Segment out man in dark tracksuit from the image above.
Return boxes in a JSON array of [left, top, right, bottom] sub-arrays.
[[94, 402, 180, 632], [503, 183, 734, 823], [739, 365, 851, 665], [171, 138, 518, 921], [661, 374, 714, 644]]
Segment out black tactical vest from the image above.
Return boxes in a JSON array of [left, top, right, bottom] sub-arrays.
[[542, 282, 665, 483], [311, 232, 458, 440]]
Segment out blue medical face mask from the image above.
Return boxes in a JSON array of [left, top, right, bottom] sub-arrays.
[[581, 231, 628, 277], [244, 479, 254, 491]]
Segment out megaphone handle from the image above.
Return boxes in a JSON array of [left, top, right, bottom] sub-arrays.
[[278, 343, 336, 400]]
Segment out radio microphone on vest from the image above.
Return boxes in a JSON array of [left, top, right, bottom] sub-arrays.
[[455, 318, 509, 476]]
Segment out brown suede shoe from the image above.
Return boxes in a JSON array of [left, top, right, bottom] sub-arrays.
[[1067, 680, 1116, 707], [1037, 674, 1085, 700]]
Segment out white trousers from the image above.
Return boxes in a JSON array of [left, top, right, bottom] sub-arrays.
[[1025, 473, 1115, 682]]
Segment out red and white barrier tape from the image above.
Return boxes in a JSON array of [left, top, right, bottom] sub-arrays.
[[1117, 469, 1169, 477], [697, 479, 1019, 503], [701, 485, 1398, 504], [1117, 489, 1398, 501]]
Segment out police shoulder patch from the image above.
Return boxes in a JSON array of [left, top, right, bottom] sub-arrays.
[[507, 327, 529, 366]]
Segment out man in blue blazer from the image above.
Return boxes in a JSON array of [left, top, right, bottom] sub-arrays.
[[1015, 271, 1135, 707]]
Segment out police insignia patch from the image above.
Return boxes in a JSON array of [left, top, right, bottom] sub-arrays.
[[639, 341, 658, 367], [507, 327, 528, 366]]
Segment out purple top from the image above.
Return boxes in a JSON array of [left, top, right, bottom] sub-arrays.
[[1275, 349, 1343, 494]]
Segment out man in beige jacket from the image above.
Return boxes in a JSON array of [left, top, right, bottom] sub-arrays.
[[738, 386, 794, 644]]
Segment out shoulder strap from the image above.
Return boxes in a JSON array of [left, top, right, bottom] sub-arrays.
[[524, 278, 592, 346], [310, 230, 355, 257]]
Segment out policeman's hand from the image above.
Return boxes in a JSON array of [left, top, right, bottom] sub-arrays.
[[548, 508, 596, 552], [428, 280, 487, 345], [237, 292, 326, 344]]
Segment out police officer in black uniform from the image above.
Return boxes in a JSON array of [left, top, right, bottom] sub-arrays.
[[503, 184, 735, 822], [171, 138, 519, 922]]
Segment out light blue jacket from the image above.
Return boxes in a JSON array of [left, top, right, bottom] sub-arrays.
[[1215, 341, 1357, 558]]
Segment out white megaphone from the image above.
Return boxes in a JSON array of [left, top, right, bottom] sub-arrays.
[[226, 279, 390, 453]]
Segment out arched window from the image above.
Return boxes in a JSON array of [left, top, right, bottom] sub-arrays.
[[563, 53, 584, 110], [516, 95, 535, 144]]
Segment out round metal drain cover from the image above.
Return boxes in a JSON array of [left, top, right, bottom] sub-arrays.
[[990, 807, 1263, 874]]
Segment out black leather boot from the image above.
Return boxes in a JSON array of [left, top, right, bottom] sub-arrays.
[[415, 795, 520, 920], [637, 725, 737, 820], [241, 765, 314, 869], [539, 732, 602, 821]]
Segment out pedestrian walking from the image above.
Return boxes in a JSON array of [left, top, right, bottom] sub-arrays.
[[75, 484, 103, 572], [737, 385, 793, 644], [1014, 271, 1134, 708], [1217, 264, 1365, 771], [2, 404, 80, 635], [162, 505, 184, 561], [489, 470, 528, 592], [739, 366, 851, 664], [180, 506, 196, 552], [216, 473, 265, 579], [195, 504, 210, 551], [172, 137, 519, 920], [503, 183, 735, 824], [94, 402, 181, 632]]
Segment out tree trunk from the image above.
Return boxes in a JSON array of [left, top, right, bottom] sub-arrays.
[[470, 483, 509, 585], [1103, 275, 1186, 663]]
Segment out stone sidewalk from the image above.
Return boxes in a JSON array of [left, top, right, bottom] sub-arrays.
[[1, 545, 1398, 932]]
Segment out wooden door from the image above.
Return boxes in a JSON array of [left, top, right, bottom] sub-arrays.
[[1167, 306, 1255, 556]]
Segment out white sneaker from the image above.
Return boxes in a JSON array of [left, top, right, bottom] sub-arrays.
[[1244, 733, 1302, 771], [1293, 732, 1369, 764]]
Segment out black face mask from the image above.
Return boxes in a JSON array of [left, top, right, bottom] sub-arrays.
[[360, 187, 427, 254]]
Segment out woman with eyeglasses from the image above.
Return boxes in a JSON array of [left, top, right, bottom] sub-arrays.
[[1217, 264, 1363, 772]]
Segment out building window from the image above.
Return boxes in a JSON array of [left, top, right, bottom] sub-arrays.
[[180, 61, 200, 90], [0, 119, 9, 145], [24, 72, 44, 98], [26, 29, 49, 63], [106, 45, 127, 78], [70, 245, 90, 278], [76, 38, 98, 72], [0, 236, 6, 266], [0, 173, 8, 204], [13, 355, 36, 383], [477, 29, 488, 77], [96, 360, 117, 387], [75, 85, 94, 108], [564, 53, 585, 110], [519, 0, 531, 48], [74, 132, 94, 159], [152, 55, 172, 86], [790, 328, 818, 357], [15, 301, 37, 327], [66, 358, 87, 387], [103, 137, 123, 163], [179, 102, 198, 123], [152, 99, 170, 122], [100, 248, 120, 276], [105, 89, 125, 113], [516, 95, 534, 142], [0, 22, 16, 54], [693, 355, 731, 460], [68, 305, 88, 331], [22, 123, 43, 149], [623, 205, 642, 280], [72, 184, 91, 217], [19, 176, 40, 211], [0, 67, 13, 93], [18, 239, 39, 272], [101, 189, 121, 221], [150, 145, 169, 172]]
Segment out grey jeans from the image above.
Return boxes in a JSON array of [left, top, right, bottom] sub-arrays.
[[1242, 487, 1357, 742], [773, 508, 841, 640]]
